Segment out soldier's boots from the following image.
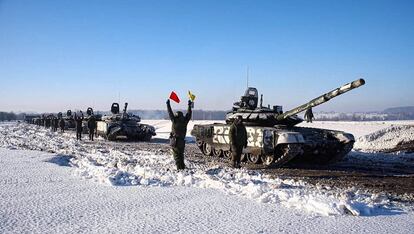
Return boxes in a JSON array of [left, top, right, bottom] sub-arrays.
[[177, 161, 186, 170], [173, 150, 186, 170], [230, 161, 241, 169]]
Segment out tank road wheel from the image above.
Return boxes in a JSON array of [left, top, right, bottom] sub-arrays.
[[223, 150, 231, 159], [196, 139, 203, 149], [202, 142, 213, 156], [247, 153, 261, 164], [213, 148, 223, 157], [261, 154, 275, 166]]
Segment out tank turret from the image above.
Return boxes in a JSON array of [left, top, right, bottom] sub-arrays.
[[226, 79, 365, 126]]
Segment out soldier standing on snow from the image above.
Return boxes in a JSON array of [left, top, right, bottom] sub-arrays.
[[50, 117, 55, 131], [304, 107, 314, 123], [74, 111, 84, 140], [59, 117, 65, 133], [166, 99, 192, 170], [229, 115, 248, 168], [87, 115, 96, 141], [53, 117, 59, 132]]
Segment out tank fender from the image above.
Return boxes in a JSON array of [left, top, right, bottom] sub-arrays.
[[335, 132, 355, 143], [275, 132, 305, 144]]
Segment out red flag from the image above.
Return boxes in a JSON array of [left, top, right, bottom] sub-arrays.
[[169, 91, 180, 103]]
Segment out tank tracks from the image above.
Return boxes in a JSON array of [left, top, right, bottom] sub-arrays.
[[196, 140, 303, 168]]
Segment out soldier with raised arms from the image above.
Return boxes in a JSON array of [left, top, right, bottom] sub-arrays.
[[166, 98, 192, 170]]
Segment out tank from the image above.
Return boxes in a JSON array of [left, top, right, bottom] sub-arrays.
[[96, 102, 156, 141], [191, 79, 365, 167], [62, 110, 76, 129]]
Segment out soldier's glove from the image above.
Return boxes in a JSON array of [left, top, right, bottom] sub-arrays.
[[188, 100, 192, 106], [166, 99, 170, 104]]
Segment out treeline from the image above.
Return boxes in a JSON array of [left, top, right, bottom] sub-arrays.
[[0, 112, 25, 121]]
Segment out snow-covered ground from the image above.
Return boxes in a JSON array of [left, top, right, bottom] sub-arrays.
[[1, 121, 414, 233], [1, 149, 414, 233], [298, 120, 414, 139], [354, 125, 414, 152]]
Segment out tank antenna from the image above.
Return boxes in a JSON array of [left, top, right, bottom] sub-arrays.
[[246, 66, 249, 88]]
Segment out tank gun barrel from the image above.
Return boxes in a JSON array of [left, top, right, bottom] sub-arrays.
[[276, 79, 365, 121]]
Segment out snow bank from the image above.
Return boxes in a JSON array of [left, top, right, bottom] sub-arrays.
[[0, 123, 408, 217], [354, 125, 414, 152]]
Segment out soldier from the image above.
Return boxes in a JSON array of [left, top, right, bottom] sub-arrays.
[[74, 111, 84, 140], [41, 115, 45, 127], [304, 107, 314, 123], [53, 117, 59, 132], [50, 117, 55, 131], [45, 116, 51, 128], [59, 117, 65, 132], [87, 115, 96, 141], [166, 99, 192, 170], [229, 115, 248, 168]]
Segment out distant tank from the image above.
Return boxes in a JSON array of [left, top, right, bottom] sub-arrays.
[[191, 79, 365, 167], [62, 110, 76, 129], [96, 103, 156, 141], [24, 115, 40, 124]]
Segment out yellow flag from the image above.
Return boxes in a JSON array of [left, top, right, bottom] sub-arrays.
[[188, 90, 196, 102]]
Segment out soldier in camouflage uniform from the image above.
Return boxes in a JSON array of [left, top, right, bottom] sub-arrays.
[[229, 115, 248, 168], [166, 99, 192, 170], [74, 112, 84, 140], [59, 117, 65, 133], [53, 116, 59, 132], [304, 107, 314, 123], [87, 115, 96, 141]]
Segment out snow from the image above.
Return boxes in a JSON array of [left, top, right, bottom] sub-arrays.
[[1, 121, 414, 233], [354, 125, 414, 152], [1, 148, 414, 233], [297, 120, 414, 139]]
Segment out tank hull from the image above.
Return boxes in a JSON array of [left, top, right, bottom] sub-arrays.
[[191, 123, 354, 167], [96, 120, 156, 141]]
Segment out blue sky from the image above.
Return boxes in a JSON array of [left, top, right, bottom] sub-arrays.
[[0, 0, 413, 113]]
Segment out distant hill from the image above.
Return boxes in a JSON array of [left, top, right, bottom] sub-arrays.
[[383, 106, 414, 114]]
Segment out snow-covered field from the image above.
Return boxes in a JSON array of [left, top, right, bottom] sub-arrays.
[[1, 121, 414, 233]]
